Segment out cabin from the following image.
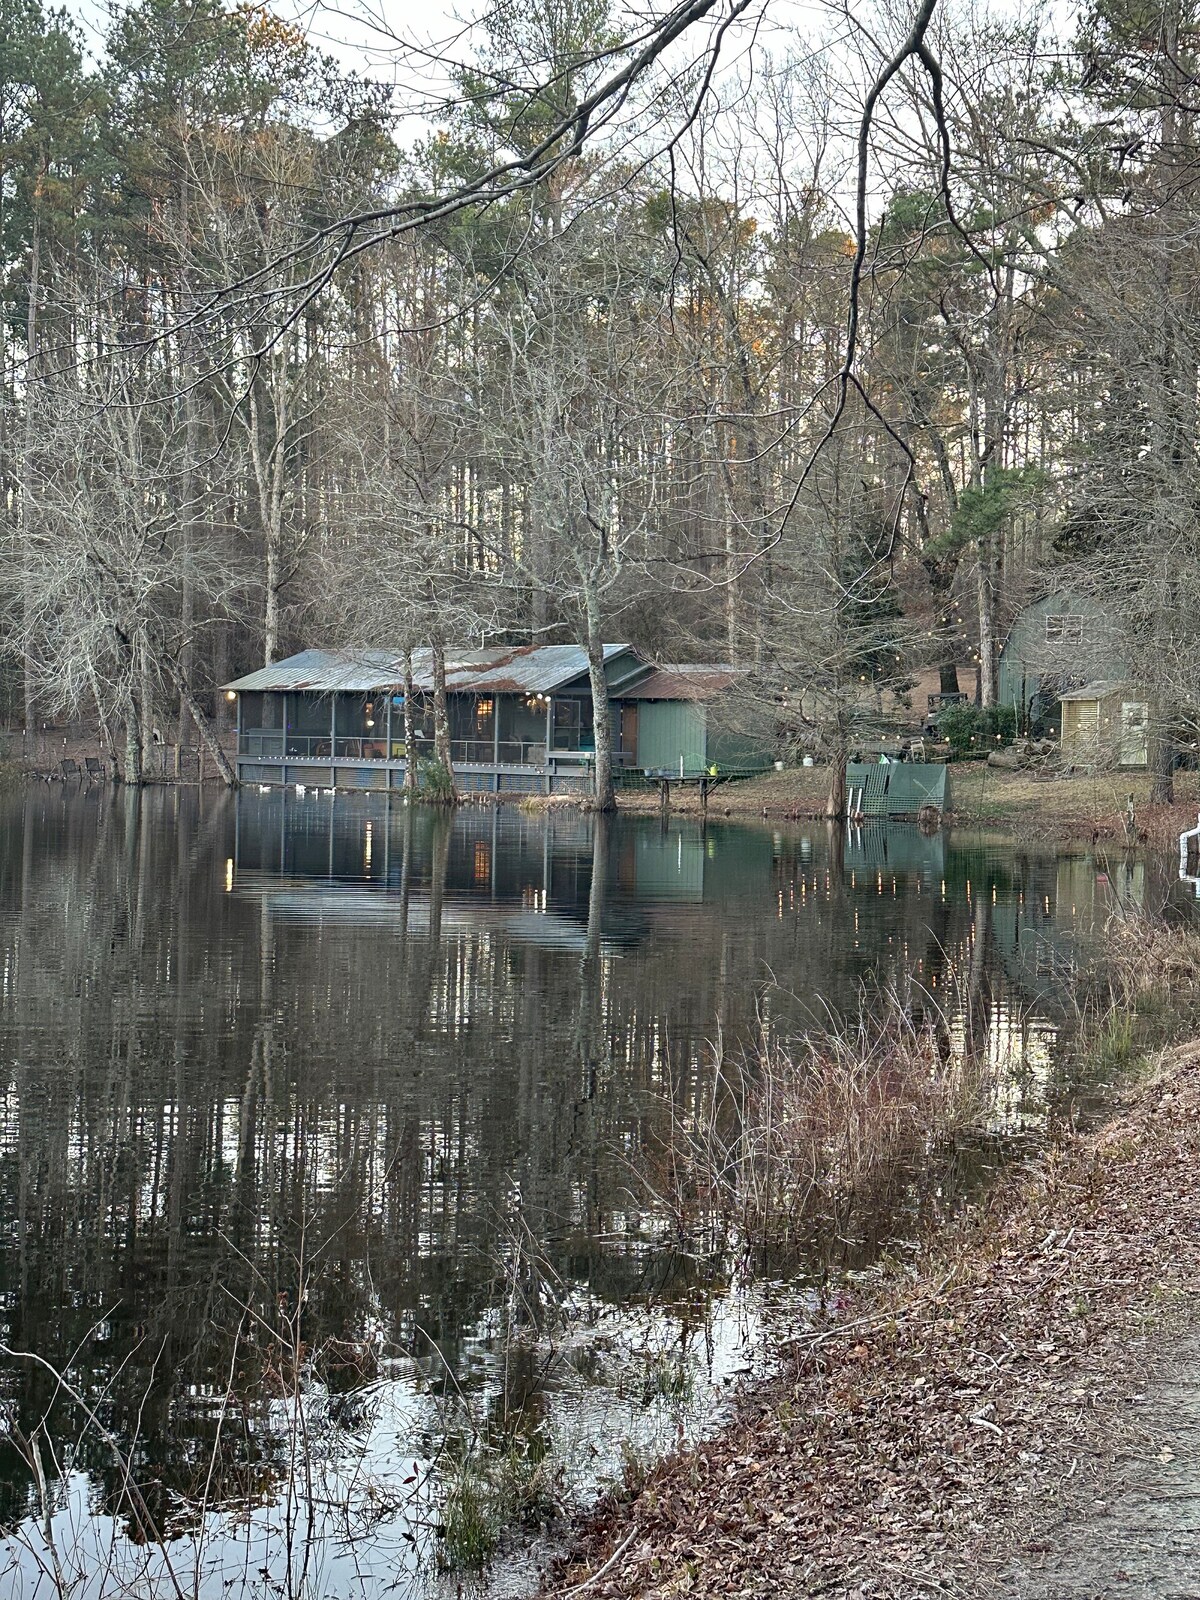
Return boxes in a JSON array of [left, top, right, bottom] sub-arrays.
[[997, 592, 1149, 767], [223, 645, 775, 793], [997, 591, 1128, 737]]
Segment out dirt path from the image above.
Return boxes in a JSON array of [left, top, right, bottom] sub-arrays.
[[1001, 1339, 1200, 1600], [545, 1028, 1200, 1600]]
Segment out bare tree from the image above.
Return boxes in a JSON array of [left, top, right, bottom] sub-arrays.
[[2, 372, 239, 785]]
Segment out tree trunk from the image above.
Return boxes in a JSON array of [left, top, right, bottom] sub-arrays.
[[86, 663, 120, 780], [402, 650, 418, 794], [162, 654, 237, 788], [976, 546, 999, 707], [1150, 720, 1175, 805], [264, 540, 281, 666], [21, 201, 41, 736], [429, 640, 458, 804], [176, 169, 199, 745], [583, 593, 616, 813], [123, 704, 144, 787], [824, 747, 848, 818]]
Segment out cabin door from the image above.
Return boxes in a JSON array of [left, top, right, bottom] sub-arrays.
[[620, 704, 638, 764]]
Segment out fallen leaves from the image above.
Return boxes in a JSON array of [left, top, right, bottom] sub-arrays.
[[545, 1053, 1200, 1600]]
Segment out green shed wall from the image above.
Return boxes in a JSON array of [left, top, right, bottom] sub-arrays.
[[636, 701, 708, 773], [707, 724, 773, 773], [998, 593, 1125, 715]]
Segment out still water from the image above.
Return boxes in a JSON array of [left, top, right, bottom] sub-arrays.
[[0, 787, 1171, 1597]]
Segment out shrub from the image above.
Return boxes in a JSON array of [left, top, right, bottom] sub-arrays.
[[937, 702, 1016, 757], [417, 757, 456, 802]]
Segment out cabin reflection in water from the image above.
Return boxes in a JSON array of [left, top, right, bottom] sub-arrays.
[[231, 790, 1138, 1030], [233, 791, 781, 950]]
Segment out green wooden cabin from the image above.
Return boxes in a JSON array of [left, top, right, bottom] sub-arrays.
[[224, 647, 775, 792], [621, 665, 774, 776]]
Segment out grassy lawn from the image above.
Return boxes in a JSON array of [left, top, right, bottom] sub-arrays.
[[618, 760, 1200, 845], [949, 763, 1200, 843]]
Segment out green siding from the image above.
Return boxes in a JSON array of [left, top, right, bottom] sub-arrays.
[[636, 701, 708, 773], [998, 593, 1125, 716], [707, 724, 773, 772]]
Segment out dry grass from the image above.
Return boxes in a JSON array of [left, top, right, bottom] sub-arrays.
[[949, 763, 1200, 843], [618, 760, 1200, 844], [617, 766, 830, 819], [640, 1002, 995, 1267]]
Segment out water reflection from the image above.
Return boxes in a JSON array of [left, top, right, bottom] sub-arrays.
[[0, 787, 1167, 1596]]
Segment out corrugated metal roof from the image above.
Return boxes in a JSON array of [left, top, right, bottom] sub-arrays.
[[623, 664, 742, 701], [224, 644, 636, 696], [446, 644, 632, 694], [223, 649, 403, 694]]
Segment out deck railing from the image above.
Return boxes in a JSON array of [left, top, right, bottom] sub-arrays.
[[239, 732, 636, 769]]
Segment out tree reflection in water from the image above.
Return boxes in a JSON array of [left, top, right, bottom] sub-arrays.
[[0, 787, 1155, 1595]]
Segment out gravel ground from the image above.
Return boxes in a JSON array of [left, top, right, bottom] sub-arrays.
[[1001, 1338, 1200, 1600]]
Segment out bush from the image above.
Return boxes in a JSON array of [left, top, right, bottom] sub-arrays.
[[417, 756, 456, 802], [937, 702, 1016, 757]]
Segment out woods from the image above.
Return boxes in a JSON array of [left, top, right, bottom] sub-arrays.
[[3, 0, 1200, 801]]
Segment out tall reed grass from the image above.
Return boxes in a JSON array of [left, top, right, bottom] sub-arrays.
[[639, 993, 998, 1266]]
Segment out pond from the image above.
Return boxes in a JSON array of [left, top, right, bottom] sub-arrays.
[[0, 786, 1179, 1598]]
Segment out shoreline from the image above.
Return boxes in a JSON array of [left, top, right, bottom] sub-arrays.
[[616, 765, 1200, 848], [539, 1022, 1200, 1599], [11, 759, 1200, 850]]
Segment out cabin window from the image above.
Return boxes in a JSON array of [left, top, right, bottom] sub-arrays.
[[240, 691, 281, 729], [1045, 614, 1084, 644], [552, 699, 583, 749]]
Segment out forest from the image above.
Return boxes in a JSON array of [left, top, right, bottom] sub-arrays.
[[1, 0, 1198, 803]]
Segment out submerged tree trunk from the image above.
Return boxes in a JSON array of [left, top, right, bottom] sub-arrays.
[[402, 650, 418, 794], [583, 595, 615, 813], [429, 639, 458, 804]]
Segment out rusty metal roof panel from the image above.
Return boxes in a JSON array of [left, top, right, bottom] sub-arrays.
[[222, 649, 406, 694], [224, 644, 637, 696], [446, 644, 636, 694], [623, 664, 744, 701]]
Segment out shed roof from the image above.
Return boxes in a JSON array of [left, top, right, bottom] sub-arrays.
[[224, 644, 637, 697], [622, 664, 743, 701], [1058, 679, 1131, 702]]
